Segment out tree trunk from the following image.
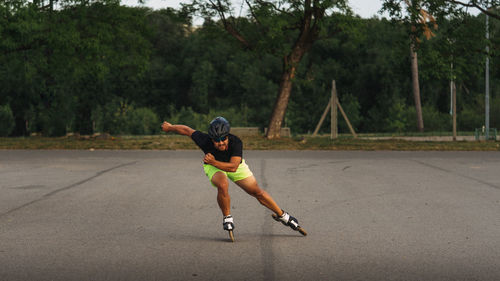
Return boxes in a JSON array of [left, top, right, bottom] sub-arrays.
[[266, 62, 296, 139], [410, 42, 424, 132], [211, 0, 322, 139], [266, 41, 309, 139], [266, 17, 315, 139]]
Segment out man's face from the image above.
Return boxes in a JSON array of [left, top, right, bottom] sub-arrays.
[[212, 137, 229, 151]]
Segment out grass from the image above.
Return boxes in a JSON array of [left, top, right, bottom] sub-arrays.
[[0, 134, 499, 151]]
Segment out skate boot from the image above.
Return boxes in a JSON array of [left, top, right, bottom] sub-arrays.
[[223, 215, 235, 231], [272, 210, 307, 236], [223, 215, 235, 242]]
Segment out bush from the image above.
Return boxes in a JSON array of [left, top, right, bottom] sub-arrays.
[[94, 99, 160, 135], [404, 107, 417, 132], [385, 98, 408, 133], [128, 107, 160, 135], [94, 99, 130, 135], [404, 105, 450, 132], [167, 106, 249, 132], [338, 93, 362, 134], [459, 105, 482, 131], [365, 97, 408, 133], [491, 96, 500, 129], [422, 105, 450, 132], [0, 104, 15, 136], [38, 108, 69, 137]]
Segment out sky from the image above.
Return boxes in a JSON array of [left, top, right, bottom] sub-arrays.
[[121, 0, 387, 19]]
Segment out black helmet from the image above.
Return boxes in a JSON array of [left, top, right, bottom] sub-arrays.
[[208, 117, 230, 141]]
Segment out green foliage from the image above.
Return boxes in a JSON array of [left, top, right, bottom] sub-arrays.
[[492, 96, 500, 129], [94, 99, 131, 135], [459, 106, 483, 131], [168, 106, 249, 132], [458, 95, 484, 131], [37, 107, 71, 137], [128, 108, 160, 135], [93, 99, 160, 135], [1, 2, 498, 137], [190, 61, 216, 112], [0, 104, 15, 137], [386, 98, 408, 133], [0, 1, 151, 136], [422, 105, 451, 132], [338, 93, 362, 133]]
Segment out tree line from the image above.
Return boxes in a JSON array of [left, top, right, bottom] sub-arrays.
[[1, 0, 499, 137]]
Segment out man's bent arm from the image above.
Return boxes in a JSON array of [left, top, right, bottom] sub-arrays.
[[161, 121, 195, 137], [204, 155, 241, 173]]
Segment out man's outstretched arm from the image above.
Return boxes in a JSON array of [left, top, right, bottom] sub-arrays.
[[161, 121, 195, 137]]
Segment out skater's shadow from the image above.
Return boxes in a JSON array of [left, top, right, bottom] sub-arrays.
[[260, 233, 302, 238], [169, 233, 226, 242], [170, 233, 302, 242]]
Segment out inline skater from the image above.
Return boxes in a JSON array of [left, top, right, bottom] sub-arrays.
[[161, 117, 306, 241]]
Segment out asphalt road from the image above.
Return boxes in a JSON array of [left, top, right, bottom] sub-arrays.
[[1, 150, 499, 281]]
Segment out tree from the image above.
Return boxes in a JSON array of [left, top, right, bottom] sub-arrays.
[[143, 8, 193, 119], [382, 0, 500, 132], [0, 0, 151, 135], [382, 1, 500, 21], [382, 0, 438, 132], [444, 1, 500, 19], [192, 0, 350, 138]]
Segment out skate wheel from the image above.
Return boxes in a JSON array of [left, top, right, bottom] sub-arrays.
[[271, 214, 307, 236], [297, 227, 308, 236], [228, 230, 235, 242]]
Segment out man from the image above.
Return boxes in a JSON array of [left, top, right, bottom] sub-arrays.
[[161, 117, 306, 238]]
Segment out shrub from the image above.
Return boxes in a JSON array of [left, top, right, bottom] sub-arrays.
[[94, 99, 132, 135], [405, 105, 451, 132], [0, 104, 15, 136], [338, 93, 362, 134], [422, 105, 450, 132], [167, 106, 249, 132], [459, 105, 482, 131], [127, 107, 160, 135], [94, 99, 160, 135], [385, 98, 408, 133], [490, 96, 500, 129]]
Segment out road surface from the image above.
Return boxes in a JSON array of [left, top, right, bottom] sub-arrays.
[[1, 150, 499, 280]]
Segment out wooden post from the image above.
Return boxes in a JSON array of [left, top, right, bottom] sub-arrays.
[[313, 79, 357, 138], [452, 81, 457, 141], [336, 98, 357, 138], [313, 100, 331, 136], [331, 80, 338, 139]]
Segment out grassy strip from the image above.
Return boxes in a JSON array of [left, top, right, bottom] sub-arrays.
[[0, 135, 499, 151]]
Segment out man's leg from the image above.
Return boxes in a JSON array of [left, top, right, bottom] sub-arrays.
[[211, 171, 231, 216], [235, 175, 304, 233], [234, 176, 283, 216]]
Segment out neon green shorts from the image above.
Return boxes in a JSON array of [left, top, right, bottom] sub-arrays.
[[203, 159, 254, 187]]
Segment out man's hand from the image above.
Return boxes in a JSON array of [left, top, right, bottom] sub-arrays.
[[204, 155, 240, 172], [160, 122, 195, 136], [203, 153, 215, 165], [161, 121, 172, 132]]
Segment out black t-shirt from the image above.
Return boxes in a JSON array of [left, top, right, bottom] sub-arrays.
[[191, 131, 243, 163]]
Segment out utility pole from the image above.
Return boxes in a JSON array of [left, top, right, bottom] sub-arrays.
[[452, 81, 457, 141], [485, 14, 490, 140], [450, 61, 453, 116]]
